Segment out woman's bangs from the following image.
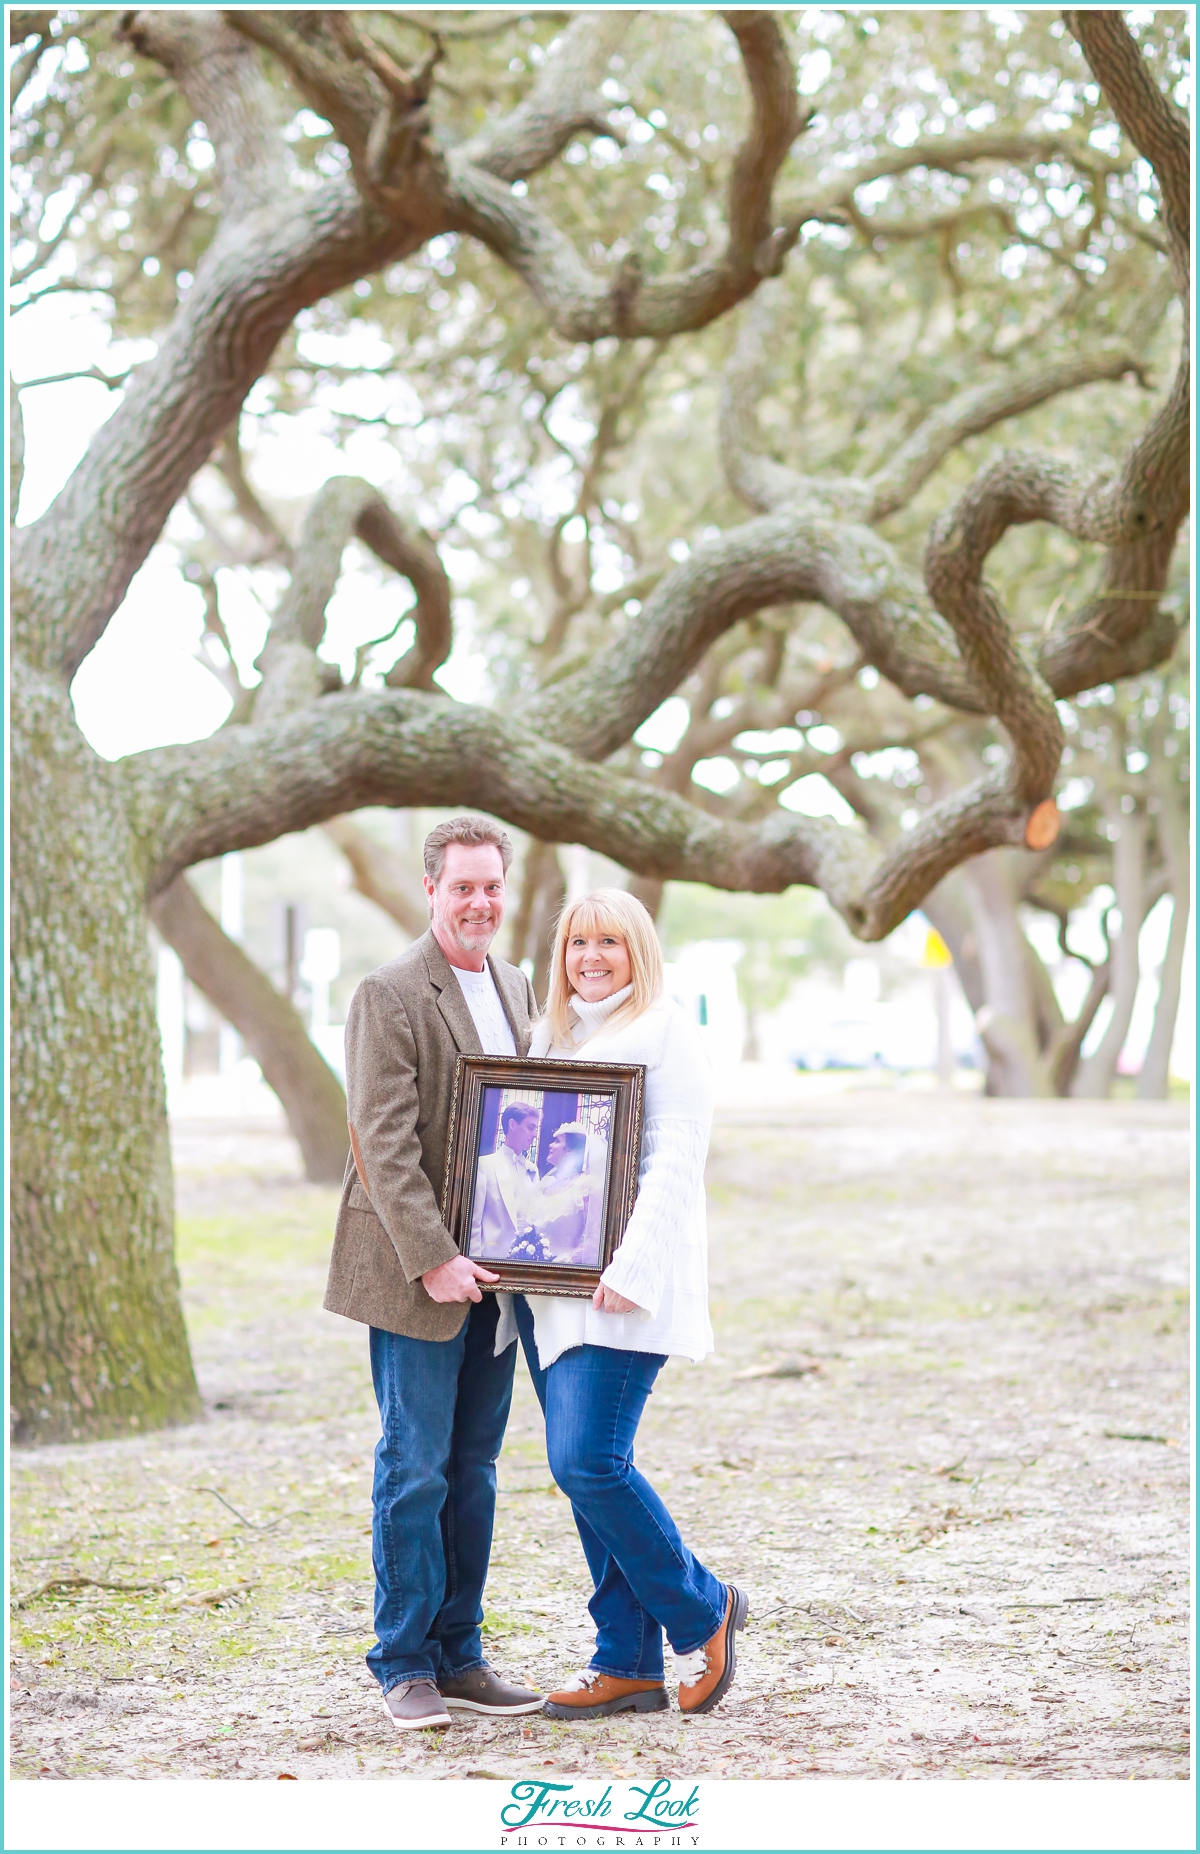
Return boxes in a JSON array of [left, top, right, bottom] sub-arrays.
[[566, 898, 626, 942]]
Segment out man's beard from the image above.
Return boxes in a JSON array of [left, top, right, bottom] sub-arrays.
[[437, 906, 498, 952]]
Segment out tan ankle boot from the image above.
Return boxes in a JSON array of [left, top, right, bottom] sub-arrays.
[[543, 1670, 669, 1719], [678, 1585, 749, 1716]]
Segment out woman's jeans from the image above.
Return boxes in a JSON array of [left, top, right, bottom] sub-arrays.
[[514, 1295, 726, 1681], [367, 1295, 515, 1694]]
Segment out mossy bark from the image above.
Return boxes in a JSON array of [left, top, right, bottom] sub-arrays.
[[10, 665, 199, 1443]]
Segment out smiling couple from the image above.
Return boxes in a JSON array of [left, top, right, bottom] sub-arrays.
[[325, 816, 747, 1734]]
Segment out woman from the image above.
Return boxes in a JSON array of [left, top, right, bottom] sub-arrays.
[[507, 888, 747, 1720], [525, 1122, 596, 1266]]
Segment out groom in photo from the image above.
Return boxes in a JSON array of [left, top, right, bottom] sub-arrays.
[[469, 1102, 540, 1261], [324, 815, 544, 1732]]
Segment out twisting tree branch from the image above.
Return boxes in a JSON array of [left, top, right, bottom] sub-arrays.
[[124, 661, 1087, 946], [1065, 10, 1190, 299], [457, 11, 626, 182], [720, 273, 1168, 524], [118, 11, 288, 217], [1035, 9, 1192, 695], [223, 11, 402, 179], [865, 337, 1160, 521], [11, 12, 435, 682], [15, 9, 807, 687], [253, 476, 452, 726], [775, 127, 1132, 245], [127, 688, 878, 928], [442, 12, 804, 339]]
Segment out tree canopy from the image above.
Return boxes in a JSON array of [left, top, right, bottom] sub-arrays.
[[12, 7, 1190, 931]]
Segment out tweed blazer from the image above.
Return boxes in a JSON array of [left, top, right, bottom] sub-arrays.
[[323, 931, 536, 1340]]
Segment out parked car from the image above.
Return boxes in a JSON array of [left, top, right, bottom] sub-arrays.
[[793, 1014, 888, 1072], [793, 1001, 981, 1073]]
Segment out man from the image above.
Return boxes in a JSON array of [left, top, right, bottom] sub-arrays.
[[324, 816, 544, 1732], [469, 1103, 540, 1261]]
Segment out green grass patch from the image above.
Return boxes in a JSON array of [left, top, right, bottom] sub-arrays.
[[177, 1195, 340, 1276]]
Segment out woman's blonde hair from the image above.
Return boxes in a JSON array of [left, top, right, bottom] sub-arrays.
[[544, 887, 664, 1046]]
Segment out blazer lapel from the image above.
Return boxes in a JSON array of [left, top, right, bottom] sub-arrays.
[[421, 933, 483, 1056]]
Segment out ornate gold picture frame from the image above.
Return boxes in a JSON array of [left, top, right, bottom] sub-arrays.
[[441, 1054, 646, 1297]]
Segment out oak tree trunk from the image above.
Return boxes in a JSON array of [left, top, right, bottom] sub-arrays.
[[150, 876, 350, 1184], [1047, 959, 1112, 1097], [1073, 808, 1149, 1098], [627, 875, 665, 921], [961, 851, 1055, 1098], [1134, 891, 1189, 1099], [921, 874, 987, 1021], [1136, 752, 1190, 1101], [10, 671, 200, 1443], [507, 839, 567, 1007]]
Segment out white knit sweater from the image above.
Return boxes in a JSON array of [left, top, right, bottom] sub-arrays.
[[494, 988, 715, 1370]]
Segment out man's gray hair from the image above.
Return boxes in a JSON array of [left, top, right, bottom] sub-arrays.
[[423, 815, 514, 883]]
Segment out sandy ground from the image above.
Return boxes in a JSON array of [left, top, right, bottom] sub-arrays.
[[9, 1091, 1191, 1782]]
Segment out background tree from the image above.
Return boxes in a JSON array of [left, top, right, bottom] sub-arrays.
[[10, 8, 1188, 1441]]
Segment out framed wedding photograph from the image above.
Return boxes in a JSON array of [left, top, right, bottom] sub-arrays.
[[441, 1055, 646, 1297]]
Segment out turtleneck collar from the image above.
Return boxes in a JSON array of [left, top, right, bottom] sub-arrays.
[[568, 983, 633, 1042]]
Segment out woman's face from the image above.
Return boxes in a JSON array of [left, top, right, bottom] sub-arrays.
[[565, 928, 632, 1003], [546, 1129, 584, 1176]]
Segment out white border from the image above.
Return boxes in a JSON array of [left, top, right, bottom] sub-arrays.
[[2, 1775, 1199, 1852]]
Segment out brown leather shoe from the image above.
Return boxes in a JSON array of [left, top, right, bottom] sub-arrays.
[[543, 1671, 669, 1720], [437, 1665, 543, 1715], [677, 1585, 749, 1716]]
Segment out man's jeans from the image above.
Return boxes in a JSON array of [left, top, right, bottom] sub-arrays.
[[514, 1296, 726, 1681], [367, 1295, 515, 1694]]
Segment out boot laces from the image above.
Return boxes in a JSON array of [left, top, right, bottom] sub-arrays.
[[559, 1668, 602, 1694], [674, 1648, 708, 1688]]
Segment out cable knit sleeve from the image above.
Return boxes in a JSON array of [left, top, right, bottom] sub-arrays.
[[598, 1007, 714, 1319], [599, 1117, 709, 1318]]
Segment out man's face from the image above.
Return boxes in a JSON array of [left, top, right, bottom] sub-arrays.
[[503, 1110, 538, 1157], [425, 843, 506, 957]]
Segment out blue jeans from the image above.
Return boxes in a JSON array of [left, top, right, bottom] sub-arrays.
[[367, 1295, 515, 1694], [514, 1296, 726, 1681]]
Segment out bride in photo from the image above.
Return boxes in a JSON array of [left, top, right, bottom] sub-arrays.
[[522, 1122, 606, 1267]]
